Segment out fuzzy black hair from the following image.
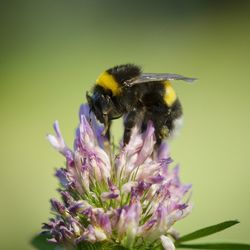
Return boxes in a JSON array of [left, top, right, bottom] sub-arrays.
[[106, 64, 141, 84]]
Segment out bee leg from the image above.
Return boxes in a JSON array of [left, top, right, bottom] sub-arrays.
[[151, 117, 167, 147], [103, 121, 112, 154], [102, 115, 110, 136], [123, 109, 144, 145], [156, 136, 162, 146], [105, 121, 111, 141], [153, 124, 163, 147], [123, 112, 136, 145]]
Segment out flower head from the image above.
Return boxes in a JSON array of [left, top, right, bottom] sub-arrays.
[[42, 104, 192, 249]]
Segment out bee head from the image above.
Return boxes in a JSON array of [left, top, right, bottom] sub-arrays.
[[86, 91, 106, 124], [86, 90, 122, 126]]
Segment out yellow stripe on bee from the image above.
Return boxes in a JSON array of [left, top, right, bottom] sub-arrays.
[[164, 81, 177, 106], [96, 71, 121, 95]]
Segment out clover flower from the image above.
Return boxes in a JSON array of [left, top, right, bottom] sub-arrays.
[[42, 104, 192, 250]]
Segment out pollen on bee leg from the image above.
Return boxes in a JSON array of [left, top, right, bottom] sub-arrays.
[[160, 126, 170, 138]]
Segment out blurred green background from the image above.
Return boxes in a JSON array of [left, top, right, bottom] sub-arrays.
[[1, 1, 250, 249]]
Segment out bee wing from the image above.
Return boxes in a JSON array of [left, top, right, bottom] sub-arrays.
[[125, 73, 197, 86]]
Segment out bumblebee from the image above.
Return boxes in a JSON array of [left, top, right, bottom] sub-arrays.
[[86, 64, 195, 145]]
